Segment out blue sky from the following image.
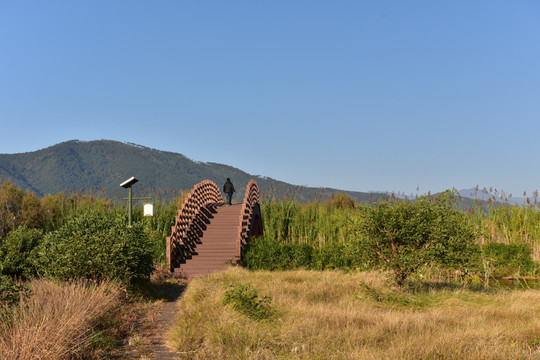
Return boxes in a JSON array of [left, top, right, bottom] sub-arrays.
[[1, 1, 539, 197]]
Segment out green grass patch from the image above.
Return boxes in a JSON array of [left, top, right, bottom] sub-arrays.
[[223, 283, 275, 321]]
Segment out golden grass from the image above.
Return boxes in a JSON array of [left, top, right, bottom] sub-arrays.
[[0, 279, 123, 359], [170, 267, 540, 359]]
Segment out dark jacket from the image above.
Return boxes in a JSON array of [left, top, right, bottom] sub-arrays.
[[223, 181, 235, 194]]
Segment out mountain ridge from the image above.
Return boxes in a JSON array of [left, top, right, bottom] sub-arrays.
[[0, 139, 386, 203]]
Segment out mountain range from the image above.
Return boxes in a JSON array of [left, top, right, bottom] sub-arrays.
[[0, 140, 387, 203], [458, 187, 533, 207]]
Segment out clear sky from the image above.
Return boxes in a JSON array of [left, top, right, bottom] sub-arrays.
[[1, 1, 539, 197]]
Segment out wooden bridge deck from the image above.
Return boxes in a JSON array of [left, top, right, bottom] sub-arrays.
[[173, 203, 242, 279]]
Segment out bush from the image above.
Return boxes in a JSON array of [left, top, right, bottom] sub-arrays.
[[355, 190, 479, 286], [0, 226, 43, 279], [242, 236, 366, 271], [242, 236, 312, 270], [0, 179, 44, 237], [325, 192, 356, 210], [223, 283, 274, 321], [286, 243, 313, 268], [0, 275, 29, 309], [481, 243, 539, 277], [36, 209, 154, 286], [312, 242, 357, 270]]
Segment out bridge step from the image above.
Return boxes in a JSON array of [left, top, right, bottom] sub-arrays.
[[175, 203, 242, 279]]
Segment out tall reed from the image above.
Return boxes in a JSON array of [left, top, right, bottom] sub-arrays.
[[0, 279, 123, 359], [255, 191, 540, 276], [260, 193, 357, 248], [469, 201, 540, 260]]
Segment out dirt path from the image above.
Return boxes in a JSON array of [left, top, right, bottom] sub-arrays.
[[114, 281, 186, 359]]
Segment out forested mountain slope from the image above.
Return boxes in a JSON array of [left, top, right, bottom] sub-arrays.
[[0, 140, 385, 202]]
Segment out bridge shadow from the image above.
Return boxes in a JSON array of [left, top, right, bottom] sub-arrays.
[[132, 265, 189, 302], [170, 202, 222, 269], [143, 279, 187, 302]]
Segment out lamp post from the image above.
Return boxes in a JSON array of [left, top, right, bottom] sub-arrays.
[[120, 177, 139, 226]]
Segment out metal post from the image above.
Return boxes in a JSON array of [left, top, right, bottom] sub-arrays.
[[128, 186, 133, 226], [120, 177, 139, 227]]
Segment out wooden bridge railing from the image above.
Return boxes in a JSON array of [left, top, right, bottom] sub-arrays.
[[235, 179, 261, 262], [166, 180, 222, 271]]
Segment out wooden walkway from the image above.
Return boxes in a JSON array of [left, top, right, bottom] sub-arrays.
[[173, 203, 242, 279], [114, 180, 260, 357]]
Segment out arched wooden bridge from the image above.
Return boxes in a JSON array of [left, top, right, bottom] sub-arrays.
[[166, 179, 261, 278]]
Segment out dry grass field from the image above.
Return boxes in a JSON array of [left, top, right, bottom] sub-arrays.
[[0, 279, 124, 359], [170, 267, 540, 360]]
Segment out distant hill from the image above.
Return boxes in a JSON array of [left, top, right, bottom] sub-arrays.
[[458, 187, 531, 206], [0, 140, 386, 203]]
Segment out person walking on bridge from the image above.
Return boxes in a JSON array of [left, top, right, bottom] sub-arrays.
[[223, 178, 236, 206]]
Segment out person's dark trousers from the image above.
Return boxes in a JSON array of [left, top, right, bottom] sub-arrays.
[[225, 193, 232, 205]]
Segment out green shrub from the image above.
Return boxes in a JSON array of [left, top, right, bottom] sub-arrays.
[[242, 236, 278, 270], [355, 190, 479, 286], [242, 236, 313, 270], [223, 283, 274, 321], [481, 243, 539, 277], [36, 209, 154, 286], [0, 275, 29, 309], [0, 226, 43, 279], [0, 178, 44, 237], [312, 242, 357, 270], [286, 243, 313, 268], [242, 236, 367, 271]]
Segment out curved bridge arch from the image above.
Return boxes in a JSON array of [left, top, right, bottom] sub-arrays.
[[166, 179, 261, 275], [236, 179, 261, 262], [166, 180, 222, 271]]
